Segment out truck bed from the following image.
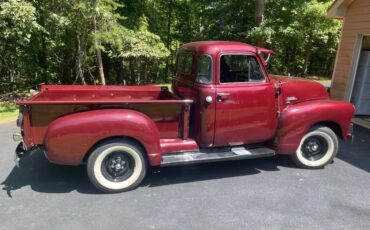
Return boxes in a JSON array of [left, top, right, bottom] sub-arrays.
[[17, 85, 190, 105], [17, 85, 193, 145]]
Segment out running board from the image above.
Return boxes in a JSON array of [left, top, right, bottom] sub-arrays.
[[161, 147, 275, 166]]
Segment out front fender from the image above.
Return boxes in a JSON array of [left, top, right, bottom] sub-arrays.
[[43, 109, 162, 166], [276, 100, 355, 154]]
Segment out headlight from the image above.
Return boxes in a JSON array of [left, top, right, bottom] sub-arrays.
[[12, 132, 23, 142]]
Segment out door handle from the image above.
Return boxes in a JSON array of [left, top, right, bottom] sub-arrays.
[[217, 93, 230, 102], [285, 96, 297, 104]]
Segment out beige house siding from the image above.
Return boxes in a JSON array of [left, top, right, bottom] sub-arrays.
[[331, 0, 370, 100]]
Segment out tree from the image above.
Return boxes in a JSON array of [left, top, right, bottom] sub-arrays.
[[248, 0, 341, 77], [0, 0, 41, 92], [255, 0, 265, 46], [0, 0, 341, 94], [106, 16, 169, 85], [255, 0, 265, 26], [66, 0, 125, 85]]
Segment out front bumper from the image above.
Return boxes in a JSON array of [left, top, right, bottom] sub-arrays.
[[347, 123, 354, 144]]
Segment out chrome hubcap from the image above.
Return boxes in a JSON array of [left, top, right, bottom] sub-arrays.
[[110, 157, 126, 171], [306, 141, 319, 153], [102, 152, 135, 182], [301, 135, 328, 161]]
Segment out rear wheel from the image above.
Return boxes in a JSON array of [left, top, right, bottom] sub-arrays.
[[87, 139, 147, 193], [292, 126, 338, 169]]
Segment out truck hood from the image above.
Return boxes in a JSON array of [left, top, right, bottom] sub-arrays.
[[269, 75, 329, 106]]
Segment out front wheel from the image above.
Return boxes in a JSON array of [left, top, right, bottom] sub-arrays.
[[292, 126, 339, 169], [87, 139, 147, 193]]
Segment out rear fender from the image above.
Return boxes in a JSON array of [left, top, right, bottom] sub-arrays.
[[43, 109, 162, 166], [276, 100, 355, 154]]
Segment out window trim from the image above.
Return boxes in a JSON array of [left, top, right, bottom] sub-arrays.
[[195, 54, 213, 84], [218, 52, 267, 85]]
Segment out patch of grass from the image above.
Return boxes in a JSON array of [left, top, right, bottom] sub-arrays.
[[0, 103, 18, 122], [155, 83, 171, 88], [315, 79, 332, 84], [155, 83, 172, 92], [306, 76, 332, 85]]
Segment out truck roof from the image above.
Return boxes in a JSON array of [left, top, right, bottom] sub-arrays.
[[178, 41, 259, 54]]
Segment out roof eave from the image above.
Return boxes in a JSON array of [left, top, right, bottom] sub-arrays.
[[327, 0, 355, 19]]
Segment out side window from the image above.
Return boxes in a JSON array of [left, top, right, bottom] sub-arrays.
[[220, 55, 265, 83], [196, 55, 212, 84], [177, 54, 193, 74]]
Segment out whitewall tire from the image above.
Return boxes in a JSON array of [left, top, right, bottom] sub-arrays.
[[87, 139, 147, 193], [292, 126, 338, 169]]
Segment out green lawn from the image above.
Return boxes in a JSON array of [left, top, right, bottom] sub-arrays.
[[306, 76, 332, 85], [0, 103, 18, 123], [155, 83, 172, 91], [315, 79, 332, 85], [155, 83, 171, 88]]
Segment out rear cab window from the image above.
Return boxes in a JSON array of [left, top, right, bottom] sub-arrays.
[[220, 54, 266, 83], [196, 55, 212, 84], [177, 53, 193, 74]]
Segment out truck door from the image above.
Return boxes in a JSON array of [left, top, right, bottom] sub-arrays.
[[214, 53, 277, 146]]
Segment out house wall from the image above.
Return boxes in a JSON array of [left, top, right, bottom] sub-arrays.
[[331, 0, 370, 100]]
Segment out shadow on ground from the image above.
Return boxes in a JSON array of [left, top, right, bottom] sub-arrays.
[[336, 125, 370, 173], [2, 125, 369, 196], [1, 152, 294, 196]]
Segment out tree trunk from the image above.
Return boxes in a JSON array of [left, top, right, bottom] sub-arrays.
[[40, 18, 48, 85], [95, 44, 106, 85], [137, 60, 141, 85], [291, 43, 297, 76], [303, 33, 313, 77], [303, 52, 310, 77], [164, 0, 173, 82], [324, 57, 332, 77], [9, 70, 15, 92], [74, 37, 87, 85], [94, 16, 106, 85], [255, 0, 265, 25], [129, 59, 135, 85], [143, 61, 147, 84], [255, 0, 265, 47]]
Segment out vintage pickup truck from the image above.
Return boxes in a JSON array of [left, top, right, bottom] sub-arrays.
[[13, 41, 355, 193]]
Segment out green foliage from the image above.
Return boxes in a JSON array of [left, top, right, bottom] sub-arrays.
[[0, 0, 40, 43], [0, 103, 17, 121], [102, 15, 169, 85], [249, 0, 341, 77], [119, 30, 169, 59], [0, 0, 41, 92], [0, 0, 341, 93], [107, 16, 169, 60], [0, 103, 16, 113]]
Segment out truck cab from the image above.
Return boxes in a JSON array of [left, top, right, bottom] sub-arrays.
[[173, 41, 278, 148], [13, 41, 355, 193]]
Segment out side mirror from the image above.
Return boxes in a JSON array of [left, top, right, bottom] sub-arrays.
[[256, 47, 276, 66]]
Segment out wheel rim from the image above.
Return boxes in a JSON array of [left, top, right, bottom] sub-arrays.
[[101, 151, 135, 182], [301, 135, 328, 161]]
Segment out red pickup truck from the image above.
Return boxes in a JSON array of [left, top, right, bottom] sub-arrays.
[[13, 41, 355, 193]]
